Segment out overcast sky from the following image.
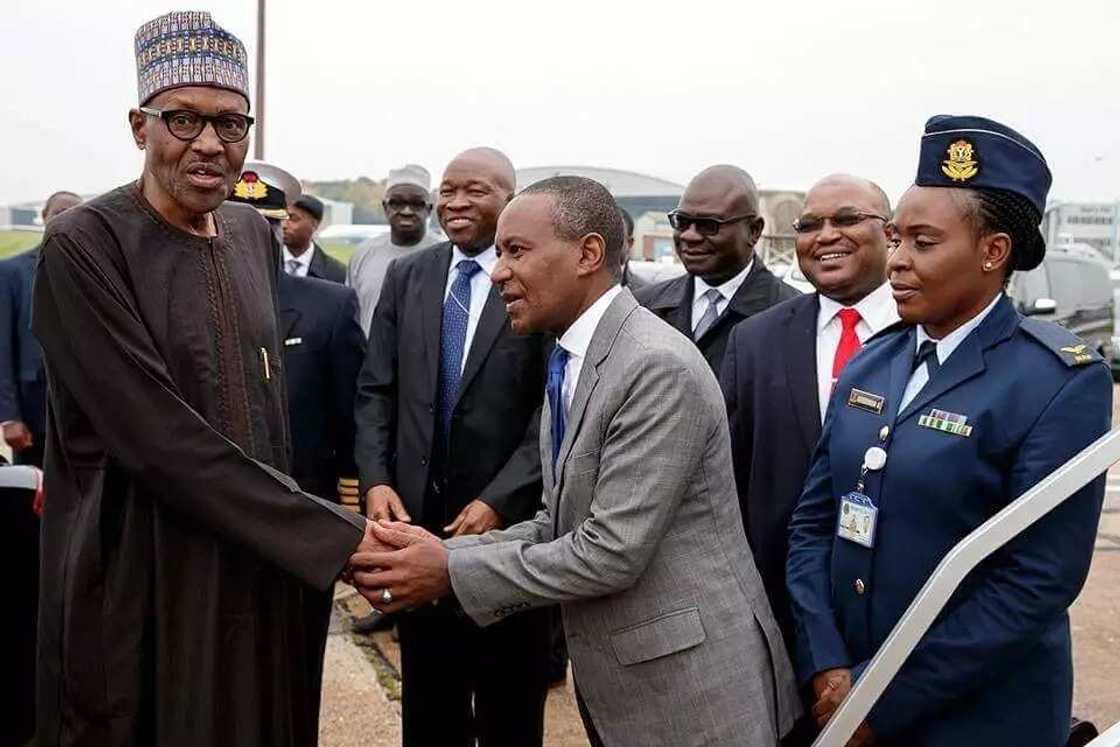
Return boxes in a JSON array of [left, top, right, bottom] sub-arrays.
[[2, 0, 1117, 207]]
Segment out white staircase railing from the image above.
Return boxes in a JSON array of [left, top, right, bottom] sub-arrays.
[[813, 427, 1120, 747]]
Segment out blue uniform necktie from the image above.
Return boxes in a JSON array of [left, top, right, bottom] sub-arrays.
[[546, 345, 571, 474], [913, 339, 940, 377], [438, 259, 482, 439]]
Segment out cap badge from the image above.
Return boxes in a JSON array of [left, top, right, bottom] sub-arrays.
[[233, 171, 268, 201], [942, 139, 979, 182]]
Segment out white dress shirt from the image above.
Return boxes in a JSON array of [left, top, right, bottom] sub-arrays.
[[816, 282, 900, 422], [283, 244, 313, 277], [444, 245, 498, 374], [690, 260, 753, 332], [557, 285, 624, 415], [898, 293, 1004, 412]]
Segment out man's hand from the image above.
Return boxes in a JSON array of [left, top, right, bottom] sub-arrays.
[[444, 499, 503, 537], [364, 484, 411, 522], [811, 667, 852, 728], [340, 520, 396, 584], [3, 421, 33, 452], [349, 521, 451, 613]]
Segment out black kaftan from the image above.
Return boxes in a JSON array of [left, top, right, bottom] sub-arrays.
[[32, 183, 365, 746]]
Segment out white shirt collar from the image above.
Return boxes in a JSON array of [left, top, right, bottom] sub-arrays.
[[450, 244, 498, 278], [693, 258, 754, 302], [817, 281, 898, 334], [283, 244, 312, 269], [559, 285, 623, 359], [915, 292, 1003, 363]]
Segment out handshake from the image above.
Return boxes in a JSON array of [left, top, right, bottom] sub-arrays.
[[345, 519, 453, 613], [343, 485, 505, 611]]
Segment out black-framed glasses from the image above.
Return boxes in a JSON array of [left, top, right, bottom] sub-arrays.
[[792, 210, 888, 234], [667, 210, 757, 237], [384, 198, 432, 212], [140, 107, 255, 143]]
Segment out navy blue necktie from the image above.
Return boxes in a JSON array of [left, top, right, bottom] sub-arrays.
[[438, 259, 482, 438], [913, 340, 940, 377], [546, 345, 570, 474]]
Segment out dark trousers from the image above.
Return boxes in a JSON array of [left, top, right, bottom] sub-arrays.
[[1, 485, 39, 745], [398, 601, 550, 747]]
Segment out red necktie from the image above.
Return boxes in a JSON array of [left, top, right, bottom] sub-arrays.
[[831, 308, 862, 390]]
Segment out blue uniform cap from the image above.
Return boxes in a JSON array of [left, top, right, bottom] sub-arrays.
[[916, 114, 1052, 270]]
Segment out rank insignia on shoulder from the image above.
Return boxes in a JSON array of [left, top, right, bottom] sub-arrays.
[[1060, 345, 1094, 365], [1019, 319, 1102, 367], [919, 409, 973, 437], [847, 388, 885, 415]]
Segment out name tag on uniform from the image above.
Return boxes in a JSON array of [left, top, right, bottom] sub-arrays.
[[918, 408, 972, 437], [284, 337, 303, 347], [847, 388, 885, 415], [837, 492, 878, 548]]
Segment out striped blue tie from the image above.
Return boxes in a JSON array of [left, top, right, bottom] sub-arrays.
[[438, 259, 481, 439]]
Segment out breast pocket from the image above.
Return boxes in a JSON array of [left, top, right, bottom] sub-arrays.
[[610, 607, 707, 666]]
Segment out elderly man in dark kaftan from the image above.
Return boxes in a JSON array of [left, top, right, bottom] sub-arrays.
[[32, 12, 378, 746]]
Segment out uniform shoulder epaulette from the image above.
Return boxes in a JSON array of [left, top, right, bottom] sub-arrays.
[[1018, 318, 1103, 367]]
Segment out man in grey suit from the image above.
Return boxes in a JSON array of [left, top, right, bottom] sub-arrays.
[[351, 176, 800, 746]]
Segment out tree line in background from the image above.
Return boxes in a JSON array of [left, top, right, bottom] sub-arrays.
[[305, 177, 389, 224]]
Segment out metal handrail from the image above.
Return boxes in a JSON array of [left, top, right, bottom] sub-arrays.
[[813, 427, 1120, 746]]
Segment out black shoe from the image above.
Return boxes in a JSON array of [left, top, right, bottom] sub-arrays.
[[352, 611, 394, 634]]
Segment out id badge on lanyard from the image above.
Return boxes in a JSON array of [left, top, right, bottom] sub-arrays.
[[837, 438, 888, 549]]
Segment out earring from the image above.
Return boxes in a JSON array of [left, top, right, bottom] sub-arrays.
[[984, 262, 993, 270]]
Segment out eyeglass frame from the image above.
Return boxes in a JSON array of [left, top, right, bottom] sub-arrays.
[[667, 210, 759, 237], [791, 210, 888, 235], [383, 197, 433, 213], [139, 107, 256, 144]]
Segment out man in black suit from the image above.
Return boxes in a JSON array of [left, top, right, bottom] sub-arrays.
[[354, 147, 550, 746], [282, 194, 347, 283], [0, 190, 81, 468], [719, 174, 895, 744], [275, 270, 365, 725], [635, 165, 797, 373]]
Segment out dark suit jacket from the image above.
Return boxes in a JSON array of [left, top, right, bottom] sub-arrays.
[[353, 242, 547, 530], [307, 243, 347, 284], [0, 248, 47, 446], [277, 273, 365, 500], [719, 292, 821, 644], [634, 255, 798, 373]]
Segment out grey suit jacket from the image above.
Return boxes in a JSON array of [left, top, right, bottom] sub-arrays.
[[446, 289, 801, 746]]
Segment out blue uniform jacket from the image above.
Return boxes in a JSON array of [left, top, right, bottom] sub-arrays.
[[0, 248, 47, 439], [787, 295, 1111, 746]]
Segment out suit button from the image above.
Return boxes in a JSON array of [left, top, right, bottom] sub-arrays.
[[427, 405, 434, 413], [854, 579, 866, 595], [421, 457, 428, 466]]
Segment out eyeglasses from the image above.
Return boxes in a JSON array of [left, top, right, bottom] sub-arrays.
[[140, 107, 255, 143], [792, 211, 888, 235], [667, 210, 757, 237], [385, 198, 431, 212]]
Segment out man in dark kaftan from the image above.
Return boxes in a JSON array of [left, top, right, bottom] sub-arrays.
[[31, 12, 373, 746]]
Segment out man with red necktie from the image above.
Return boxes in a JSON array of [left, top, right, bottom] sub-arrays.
[[720, 173, 897, 744]]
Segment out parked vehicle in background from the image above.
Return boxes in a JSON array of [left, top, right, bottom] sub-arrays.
[[1007, 245, 1117, 378]]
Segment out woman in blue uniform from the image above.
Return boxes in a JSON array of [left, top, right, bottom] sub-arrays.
[[787, 115, 1112, 747]]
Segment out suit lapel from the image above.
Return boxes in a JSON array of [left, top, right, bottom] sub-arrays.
[[667, 276, 694, 338], [555, 290, 637, 489], [306, 246, 323, 279], [454, 287, 506, 408], [420, 244, 452, 400], [279, 307, 301, 340], [895, 296, 1019, 422], [784, 295, 821, 451]]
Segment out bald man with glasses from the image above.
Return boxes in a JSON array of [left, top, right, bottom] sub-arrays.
[[635, 164, 798, 374]]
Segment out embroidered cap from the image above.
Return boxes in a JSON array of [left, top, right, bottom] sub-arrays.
[[135, 11, 250, 107]]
